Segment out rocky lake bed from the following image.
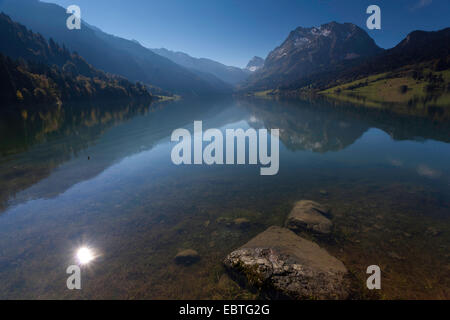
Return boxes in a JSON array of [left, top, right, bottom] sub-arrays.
[[175, 200, 375, 299], [222, 200, 358, 299]]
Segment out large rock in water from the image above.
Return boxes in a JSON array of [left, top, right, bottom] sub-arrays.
[[223, 226, 350, 299], [285, 200, 332, 235]]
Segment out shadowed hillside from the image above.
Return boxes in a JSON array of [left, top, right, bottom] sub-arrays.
[[0, 0, 231, 96], [0, 13, 151, 106]]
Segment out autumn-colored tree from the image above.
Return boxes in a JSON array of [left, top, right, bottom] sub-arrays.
[[16, 89, 24, 101]]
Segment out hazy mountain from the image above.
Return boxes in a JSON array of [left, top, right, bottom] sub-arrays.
[[187, 68, 233, 92], [0, 13, 150, 106], [0, 0, 230, 96], [151, 48, 249, 86], [243, 22, 383, 91], [245, 56, 264, 72]]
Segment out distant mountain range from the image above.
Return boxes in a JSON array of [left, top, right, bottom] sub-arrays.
[[0, 0, 232, 96], [241, 21, 450, 108], [0, 13, 150, 106], [242, 22, 383, 91], [0, 0, 448, 108], [151, 48, 250, 86]]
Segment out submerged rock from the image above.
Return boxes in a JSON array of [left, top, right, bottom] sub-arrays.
[[217, 273, 239, 291], [425, 227, 441, 237], [285, 200, 332, 235], [216, 217, 232, 226], [175, 249, 200, 265], [387, 251, 405, 260], [223, 226, 350, 300], [234, 218, 250, 228]]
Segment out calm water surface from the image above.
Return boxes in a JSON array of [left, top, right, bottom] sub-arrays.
[[0, 97, 449, 299]]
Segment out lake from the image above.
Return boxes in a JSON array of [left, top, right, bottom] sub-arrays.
[[0, 97, 448, 299]]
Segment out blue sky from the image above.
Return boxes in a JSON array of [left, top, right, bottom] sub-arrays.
[[47, 0, 449, 68]]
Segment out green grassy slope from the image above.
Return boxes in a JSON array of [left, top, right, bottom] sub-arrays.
[[320, 62, 450, 108]]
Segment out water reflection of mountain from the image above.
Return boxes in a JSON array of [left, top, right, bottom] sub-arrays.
[[0, 100, 150, 210], [2, 96, 449, 213], [240, 97, 450, 153], [239, 99, 367, 152], [0, 98, 243, 212]]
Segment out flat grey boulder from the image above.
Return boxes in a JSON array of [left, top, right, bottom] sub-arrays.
[[224, 226, 350, 300], [286, 200, 332, 235]]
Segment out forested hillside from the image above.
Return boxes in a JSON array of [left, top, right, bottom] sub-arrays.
[[0, 13, 151, 106]]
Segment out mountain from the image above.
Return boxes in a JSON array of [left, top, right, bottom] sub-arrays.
[[0, 13, 150, 106], [242, 22, 383, 91], [245, 56, 264, 72], [151, 48, 249, 86], [0, 13, 98, 78], [319, 28, 450, 109], [339, 27, 450, 79], [0, 0, 230, 96], [387, 28, 450, 62]]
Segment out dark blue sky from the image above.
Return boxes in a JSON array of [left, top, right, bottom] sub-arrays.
[[48, 0, 449, 67]]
